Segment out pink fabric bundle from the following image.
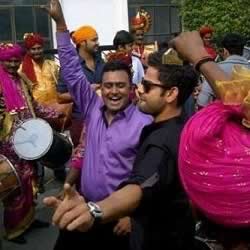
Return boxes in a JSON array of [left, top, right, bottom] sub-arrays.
[[179, 101, 250, 227], [0, 43, 25, 112]]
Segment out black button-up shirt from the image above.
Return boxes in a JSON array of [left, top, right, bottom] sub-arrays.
[[123, 114, 195, 250]]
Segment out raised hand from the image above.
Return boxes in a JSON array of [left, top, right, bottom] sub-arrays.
[[41, 0, 66, 27], [169, 31, 208, 64]]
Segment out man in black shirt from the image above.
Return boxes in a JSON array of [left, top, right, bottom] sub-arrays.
[[45, 47, 199, 249]]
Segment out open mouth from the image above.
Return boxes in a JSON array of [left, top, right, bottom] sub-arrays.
[[109, 97, 122, 105]]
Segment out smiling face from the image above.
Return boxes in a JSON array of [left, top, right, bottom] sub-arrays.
[[28, 43, 44, 61], [202, 33, 213, 47], [101, 70, 131, 115]]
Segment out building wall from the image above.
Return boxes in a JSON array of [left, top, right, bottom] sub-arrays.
[[128, 1, 181, 43], [0, 1, 180, 48], [52, 0, 129, 46]]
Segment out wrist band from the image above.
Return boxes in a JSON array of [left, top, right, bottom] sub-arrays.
[[194, 56, 214, 72], [57, 26, 68, 32]]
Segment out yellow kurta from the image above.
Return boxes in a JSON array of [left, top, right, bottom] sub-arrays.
[[21, 59, 59, 105], [20, 59, 72, 131]]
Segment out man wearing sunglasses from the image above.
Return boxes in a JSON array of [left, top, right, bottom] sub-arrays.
[[44, 1, 199, 247], [46, 52, 199, 249]]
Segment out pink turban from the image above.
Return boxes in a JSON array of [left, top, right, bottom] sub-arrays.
[[179, 101, 250, 227], [0, 43, 23, 61], [0, 43, 25, 112]]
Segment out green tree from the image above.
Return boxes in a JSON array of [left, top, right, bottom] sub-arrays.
[[173, 0, 250, 38]]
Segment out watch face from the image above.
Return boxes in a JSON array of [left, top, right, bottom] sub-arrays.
[[88, 202, 103, 220]]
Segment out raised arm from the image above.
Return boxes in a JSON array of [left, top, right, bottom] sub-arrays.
[[170, 31, 231, 96], [42, 0, 100, 117]]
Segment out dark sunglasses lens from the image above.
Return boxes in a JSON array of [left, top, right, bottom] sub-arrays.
[[142, 80, 150, 93]]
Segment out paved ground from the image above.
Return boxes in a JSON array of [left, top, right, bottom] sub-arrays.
[[1, 168, 63, 250]]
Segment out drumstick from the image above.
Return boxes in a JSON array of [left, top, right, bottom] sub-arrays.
[[19, 125, 27, 131]]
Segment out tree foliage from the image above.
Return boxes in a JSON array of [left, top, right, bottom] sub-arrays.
[[173, 0, 250, 38]]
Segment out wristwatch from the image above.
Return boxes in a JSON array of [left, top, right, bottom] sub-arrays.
[[87, 202, 103, 222]]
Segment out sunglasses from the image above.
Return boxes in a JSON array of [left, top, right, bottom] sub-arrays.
[[141, 78, 169, 93]]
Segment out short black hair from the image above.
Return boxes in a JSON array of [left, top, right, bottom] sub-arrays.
[[148, 52, 199, 106], [101, 61, 132, 83], [113, 30, 134, 50], [221, 33, 246, 56]]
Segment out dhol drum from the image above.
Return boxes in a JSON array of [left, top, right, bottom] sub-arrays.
[[0, 155, 21, 200], [12, 118, 73, 166]]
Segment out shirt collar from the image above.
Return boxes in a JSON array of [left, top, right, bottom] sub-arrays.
[[100, 102, 136, 121], [144, 110, 186, 133], [79, 52, 102, 66], [224, 55, 249, 63]]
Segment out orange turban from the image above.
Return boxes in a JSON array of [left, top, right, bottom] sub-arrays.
[[71, 26, 97, 45]]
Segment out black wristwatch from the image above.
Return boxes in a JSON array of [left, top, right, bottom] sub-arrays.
[[87, 202, 103, 223]]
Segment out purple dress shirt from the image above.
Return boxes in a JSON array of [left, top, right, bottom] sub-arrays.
[[57, 32, 152, 201]]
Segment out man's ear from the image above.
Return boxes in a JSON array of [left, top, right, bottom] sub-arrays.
[[223, 48, 230, 59], [118, 44, 126, 51], [165, 87, 179, 104], [80, 40, 87, 49]]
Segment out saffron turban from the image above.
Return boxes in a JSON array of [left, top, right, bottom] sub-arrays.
[[23, 33, 44, 49], [71, 26, 97, 45], [0, 43, 23, 61]]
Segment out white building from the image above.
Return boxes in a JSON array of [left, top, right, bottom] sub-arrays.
[[0, 0, 181, 47]]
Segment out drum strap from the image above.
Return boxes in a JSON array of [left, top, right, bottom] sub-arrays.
[[18, 73, 36, 119]]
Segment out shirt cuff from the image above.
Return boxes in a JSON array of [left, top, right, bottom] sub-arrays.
[[56, 31, 71, 47]]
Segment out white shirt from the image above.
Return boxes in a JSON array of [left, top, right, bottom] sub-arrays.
[[132, 56, 144, 85]]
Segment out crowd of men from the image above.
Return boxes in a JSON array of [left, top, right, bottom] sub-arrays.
[[1, 1, 250, 250]]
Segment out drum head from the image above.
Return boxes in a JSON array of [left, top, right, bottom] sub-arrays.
[[12, 118, 53, 160]]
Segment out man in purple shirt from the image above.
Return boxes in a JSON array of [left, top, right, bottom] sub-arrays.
[[43, 1, 151, 250]]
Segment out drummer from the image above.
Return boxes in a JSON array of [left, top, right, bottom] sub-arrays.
[[20, 33, 72, 186], [21, 33, 59, 104], [0, 43, 53, 243], [21, 33, 72, 132]]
